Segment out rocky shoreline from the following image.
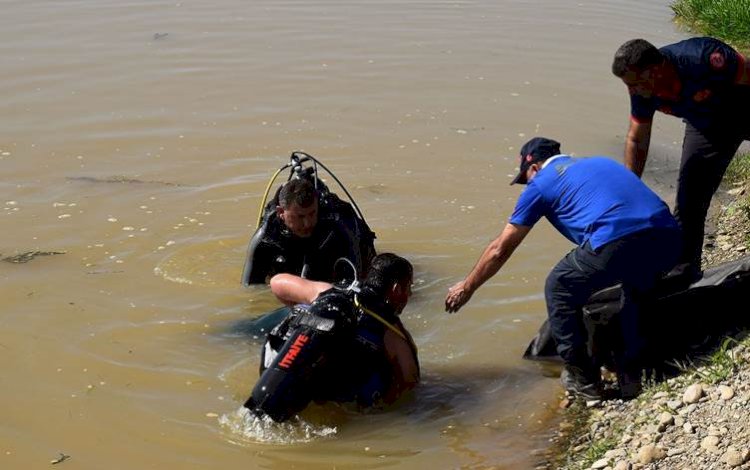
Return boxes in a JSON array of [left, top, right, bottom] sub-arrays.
[[544, 179, 750, 470]]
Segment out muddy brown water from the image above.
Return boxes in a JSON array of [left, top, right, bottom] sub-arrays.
[[2, 1, 689, 468]]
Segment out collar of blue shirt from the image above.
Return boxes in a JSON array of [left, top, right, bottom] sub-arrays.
[[541, 154, 569, 169]]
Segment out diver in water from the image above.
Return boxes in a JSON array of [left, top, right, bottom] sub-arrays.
[[242, 175, 376, 285], [245, 253, 419, 422]]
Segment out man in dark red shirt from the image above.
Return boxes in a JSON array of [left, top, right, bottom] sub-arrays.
[[612, 37, 750, 274]]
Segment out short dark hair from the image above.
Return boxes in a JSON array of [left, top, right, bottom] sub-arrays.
[[612, 39, 663, 77], [362, 253, 413, 296], [278, 178, 317, 209]]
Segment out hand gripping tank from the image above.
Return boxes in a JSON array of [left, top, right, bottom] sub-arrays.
[[243, 290, 358, 422]]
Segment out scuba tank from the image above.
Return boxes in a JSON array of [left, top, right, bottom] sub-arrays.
[[243, 289, 359, 422], [244, 280, 416, 421]]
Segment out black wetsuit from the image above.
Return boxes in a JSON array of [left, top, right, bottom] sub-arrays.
[[244, 196, 375, 284], [313, 288, 419, 407], [248, 287, 419, 420]]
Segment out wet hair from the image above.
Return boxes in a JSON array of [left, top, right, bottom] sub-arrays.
[[362, 253, 413, 296], [278, 178, 317, 209], [612, 39, 663, 77]]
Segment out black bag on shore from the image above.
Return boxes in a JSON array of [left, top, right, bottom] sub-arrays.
[[523, 255, 750, 371]]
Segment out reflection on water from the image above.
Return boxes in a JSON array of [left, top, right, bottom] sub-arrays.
[[154, 237, 242, 287], [1, 0, 688, 468]]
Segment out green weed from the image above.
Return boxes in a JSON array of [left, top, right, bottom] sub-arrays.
[[671, 0, 750, 49], [673, 337, 745, 384], [578, 436, 618, 469], [725, 153, 750, 185]]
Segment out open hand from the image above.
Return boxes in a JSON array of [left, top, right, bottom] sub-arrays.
[[445, 280, 473, 313]]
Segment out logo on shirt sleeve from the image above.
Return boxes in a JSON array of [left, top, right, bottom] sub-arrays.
[[693, 89, 712, 102], [709, 51, 726, 70], [658, 105, 673, 115]]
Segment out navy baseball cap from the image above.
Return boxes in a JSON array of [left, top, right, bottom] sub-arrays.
[[510, 137, 561, 185]]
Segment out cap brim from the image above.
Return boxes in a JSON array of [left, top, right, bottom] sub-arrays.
[[510, 172, 526, 185]]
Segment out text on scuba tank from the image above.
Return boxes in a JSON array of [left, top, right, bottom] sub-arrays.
[[278, 334, 309, 369]]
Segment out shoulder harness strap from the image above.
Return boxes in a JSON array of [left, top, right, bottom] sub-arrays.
[[353, 294, 416, 350]]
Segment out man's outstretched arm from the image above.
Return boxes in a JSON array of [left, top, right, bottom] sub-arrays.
[[444, 223, 531, 313]]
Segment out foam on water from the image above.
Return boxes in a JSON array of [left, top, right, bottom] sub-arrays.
[[219, 407, 338, 445], [153, 265, 194, 285]]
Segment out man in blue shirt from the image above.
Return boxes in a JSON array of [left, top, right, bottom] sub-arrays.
[[444, 137, 681, 400], [612, 37, 750, 274]]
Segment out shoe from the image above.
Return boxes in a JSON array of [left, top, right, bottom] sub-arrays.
[[665, 262, 701, 284], [617, 368, 642, 400], [560, 366, 603, 401]]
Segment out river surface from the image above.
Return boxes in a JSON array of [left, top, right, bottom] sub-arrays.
[[2, 1, 689, 468]]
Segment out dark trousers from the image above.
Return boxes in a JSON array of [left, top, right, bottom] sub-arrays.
[[675, 121, 750, 268], [545, 228, 680, 372]]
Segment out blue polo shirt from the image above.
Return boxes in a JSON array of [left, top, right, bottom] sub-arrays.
[[509, 156, 677, 249], [630, 37, 748, 129]]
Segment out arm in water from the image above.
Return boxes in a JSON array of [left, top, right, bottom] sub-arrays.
[[445, 223, 530, 313]]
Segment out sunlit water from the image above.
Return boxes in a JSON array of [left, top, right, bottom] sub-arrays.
[[2, 1, 689, 468]]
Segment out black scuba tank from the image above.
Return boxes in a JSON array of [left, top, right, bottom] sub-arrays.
[[243, 290, 356, 422]]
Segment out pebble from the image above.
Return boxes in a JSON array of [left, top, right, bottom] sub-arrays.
[[701, 435, 720, 454], [667, 399, 683, 410], [686, 402, 699, 413], [637, 444, 666, 464], [722, 446, 749, 467], [719, 385, 735, 400], [683, 384, 704, 404], [590, 457, 610, 469], [658, 412, 674, 426], [604, 449, 626, 459]]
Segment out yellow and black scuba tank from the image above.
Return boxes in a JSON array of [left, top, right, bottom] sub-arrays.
[[241, 152, 376, 285], [243, 288, 360, 422], [244, 284, 410, 422]]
